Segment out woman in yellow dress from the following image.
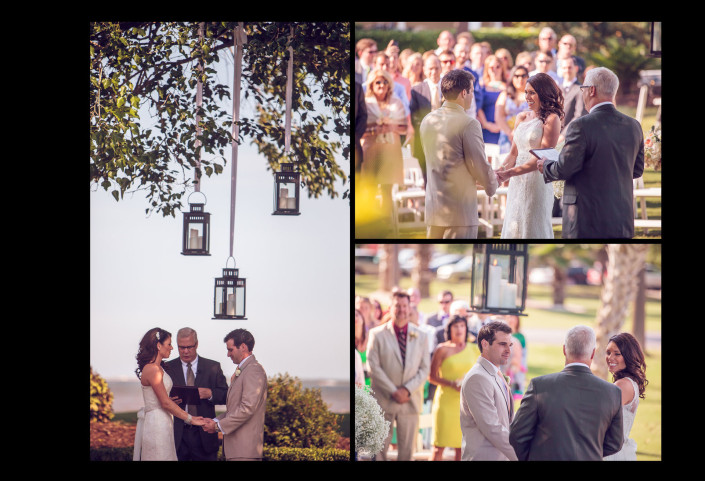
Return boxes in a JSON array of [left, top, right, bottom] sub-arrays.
[[429, 315, 479, 460]]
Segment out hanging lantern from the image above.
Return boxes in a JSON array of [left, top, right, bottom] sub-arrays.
[[213, 258, 247, 319], [470, 244, 529, 316], [181, 192, 211, 256], [272, 162, 301, 216]]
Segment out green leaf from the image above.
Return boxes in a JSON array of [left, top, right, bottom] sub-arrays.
[[111, 190, 120, 202]]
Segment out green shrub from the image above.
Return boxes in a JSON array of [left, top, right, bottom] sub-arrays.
[[264, 373, 340, 449], [89, 446, 350, 461], [90, 366, 114, 422]]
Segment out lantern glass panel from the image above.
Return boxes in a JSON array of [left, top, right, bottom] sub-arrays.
[[277, 180, 298, 210], [187, 223, 204, 249], [471, 250, 485, 307]]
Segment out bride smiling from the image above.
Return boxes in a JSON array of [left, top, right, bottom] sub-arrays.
[[495, 73, 564, 239]]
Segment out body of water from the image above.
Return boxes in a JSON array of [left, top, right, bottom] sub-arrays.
[[108, 378, 350, 414]]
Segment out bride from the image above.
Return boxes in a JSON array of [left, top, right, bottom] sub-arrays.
[[133, 328, 206, 460], [495, 73, 564, 239], [603, 332, 648, 461]]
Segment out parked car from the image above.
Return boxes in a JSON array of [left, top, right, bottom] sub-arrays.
[[399, 250, 464, 276], [436, 255, 473, 281], [355, 248, 378, 275], [528, 266, 553, 285], [566, 265, 589, 285]]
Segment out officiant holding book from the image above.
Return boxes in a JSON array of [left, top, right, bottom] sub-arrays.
[[166, 327, 229, 461]]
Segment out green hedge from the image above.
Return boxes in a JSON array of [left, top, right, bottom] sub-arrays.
[[90, 446, 350, 461], [354, 27, 540, 59]]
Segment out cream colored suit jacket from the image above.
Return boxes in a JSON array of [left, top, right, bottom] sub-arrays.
[[420, 101, 498, 227], [460, 356, 517, 460], [217, 355, 268, 460], [366, 321, 430, 415]]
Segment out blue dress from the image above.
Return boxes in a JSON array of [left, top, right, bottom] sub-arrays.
[[499, 96, 529, 154], [481, 88, 501, 144]]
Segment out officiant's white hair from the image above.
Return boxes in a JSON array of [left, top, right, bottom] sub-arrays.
[[584, 67, 619, 99], [564, 325, 596, 359]]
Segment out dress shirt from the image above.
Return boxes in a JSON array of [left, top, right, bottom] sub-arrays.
[[564, 362, 591, 369], [588, 101, 613, 113], [181, 355, 213, 407]]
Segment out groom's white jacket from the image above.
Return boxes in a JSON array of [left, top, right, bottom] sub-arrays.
[[420, 101, 498, 227]]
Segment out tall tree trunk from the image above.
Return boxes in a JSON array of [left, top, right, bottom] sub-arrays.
[[592, 244, 648, 379], [378, 244, 400, 293], [552, 266, 566, 307], [412, 244, 433, 298], [632, 265, 647, 354]]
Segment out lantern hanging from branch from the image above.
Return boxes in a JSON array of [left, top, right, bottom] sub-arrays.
[[470, 243, 529, 316]]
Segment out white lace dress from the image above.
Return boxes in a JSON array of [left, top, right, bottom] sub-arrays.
[[500, 117, 554, 239], [604, 377, 640, 461], [133, 370, 178, 461]]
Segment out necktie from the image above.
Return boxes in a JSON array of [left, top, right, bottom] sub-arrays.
[[498, 370, 510, 412], [431, 84, 440, 110], [186, 362, 197, 416], [397, 329, 406, 367]]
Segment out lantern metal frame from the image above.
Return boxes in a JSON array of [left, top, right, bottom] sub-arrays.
[[469, 244, 529, 316], [213, 258, 247, 320], [181, 192, 211, 256], [272, 162, 301, 216]]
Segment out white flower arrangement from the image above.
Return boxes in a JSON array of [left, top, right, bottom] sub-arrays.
[[552, 139, 566, 199], [644, 124, 661, 171], [354, 385, 390, 457]]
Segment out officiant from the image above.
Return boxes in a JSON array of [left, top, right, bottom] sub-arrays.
[[166, 327, 229, 461]]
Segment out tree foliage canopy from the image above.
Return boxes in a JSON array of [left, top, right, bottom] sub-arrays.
[[90, 22, 350, 217]]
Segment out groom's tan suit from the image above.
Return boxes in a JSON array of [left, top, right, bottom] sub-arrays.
[[460, 356, 518, 460], [367, 321, 430, 460], [217, 355, 268, 460], [420, 101, 498, 238]]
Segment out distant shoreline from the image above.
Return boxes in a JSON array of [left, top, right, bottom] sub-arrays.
[[107, 378, 350, 414]]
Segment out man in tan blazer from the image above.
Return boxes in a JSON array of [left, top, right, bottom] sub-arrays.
[[420, 68, 498, 239], [460, 321, 518, 461], [202, 329, 268, 461], [367, 290, 430, 461]]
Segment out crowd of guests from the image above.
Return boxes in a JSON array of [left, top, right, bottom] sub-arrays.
[[354, 288, 527, 460], [355, 27, 590, 225]]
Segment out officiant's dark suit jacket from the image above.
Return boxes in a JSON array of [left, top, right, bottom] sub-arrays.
[[410, 81, 434, 186], [560, 83, 586, 137], [165, 356, 228, 454], [542, 103, 644, 238], [508, 364, 623, 461]]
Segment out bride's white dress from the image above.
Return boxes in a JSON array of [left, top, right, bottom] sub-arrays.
[[604, 377, 640, 461], [500, 117, 554, 239], [133, 369, 178, 461]]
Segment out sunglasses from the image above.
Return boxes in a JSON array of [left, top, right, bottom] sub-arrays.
[[514, 73, 529, 78], [373, 80, 388, 86]]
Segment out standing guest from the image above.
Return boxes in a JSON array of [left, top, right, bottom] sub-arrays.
[[530, 50, 561, 86], [402, 52, 425, 87], [455, 42, 479, 119], [469, 43, 487, 84], [478, 55, 507, 146], [426, 290, 453, 329], [494, 48, 514, 82], [371, 52, 411, 117], [355, 38, 378, 85], [360, 68, 407, 229], [355, 295, 378, 331], [509, 325, 623, 460], [386, 40, 411, 101], [538, 27, 558, 63], [407, 287, 426, 326], [409, 54, 442, 187], [202, 329, 268, 461], [367, 290, 431, 461], [504, 315, 527, 400], [603, 332, 648, 461], [434, 30, 456, 56], [558, 56, 586, 143], [496, 65, 529, 155], [434, 299, 472, 348], [537, 67, 645, 238], [429, 315, 479, 460], [438, 49, 456, 79], [164, 327, 228, 461], [515, 51, 534, 72], [355, 309, 369, 387], [355, 80, 367, 174], [556, 34, 586, 81]]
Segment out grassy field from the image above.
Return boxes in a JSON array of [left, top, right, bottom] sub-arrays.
[[356, 275, 662, 460]]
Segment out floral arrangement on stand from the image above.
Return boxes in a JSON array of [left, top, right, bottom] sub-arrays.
[[354, 384, 390, 458], [644, 124, 661, 171], [552, 139, 566, 199]]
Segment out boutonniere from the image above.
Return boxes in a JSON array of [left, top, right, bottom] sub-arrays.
[[503, 374, 511, 386], [408, 331, 418, 340], [235, 368, 242, 377]]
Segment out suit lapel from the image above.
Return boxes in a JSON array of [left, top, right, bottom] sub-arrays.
[[384, 322, 404, 367], [479, 357, 511, 420]]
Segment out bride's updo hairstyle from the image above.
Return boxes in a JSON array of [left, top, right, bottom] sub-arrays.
[[526, 72, 564, 125], [135, 327, 171, 380], [608, 332, 649, 399]]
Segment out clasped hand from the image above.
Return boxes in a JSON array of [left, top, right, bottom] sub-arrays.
[[495, 169, 511, 184], [188, 415, 208, 427], [201, 418, 218, 433]]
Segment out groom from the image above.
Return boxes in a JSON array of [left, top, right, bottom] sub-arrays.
[[420, 68, 497, 239], [509, 325, 623, 460], [202, 329, 268, 461], [459, 321, 518, 460], [537, 66, 644, 238]]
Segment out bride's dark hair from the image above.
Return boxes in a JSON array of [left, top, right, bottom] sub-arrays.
[[135, 327, 171, 380], [527, 72, 565, 125], [609, 332, 648, 399]]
